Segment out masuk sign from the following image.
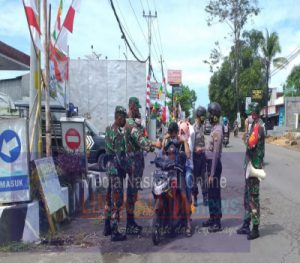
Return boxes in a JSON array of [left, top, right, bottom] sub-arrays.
[[0, 118, 30, 203]]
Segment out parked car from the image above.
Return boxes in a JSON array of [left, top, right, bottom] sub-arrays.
[[15, 101, 106, 169], [204, 120, 212, 135]]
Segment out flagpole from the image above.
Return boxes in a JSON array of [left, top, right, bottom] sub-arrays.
[[22, 0, 46, 87], [44, 0, 52, 157], [24, 0, 41, 160]]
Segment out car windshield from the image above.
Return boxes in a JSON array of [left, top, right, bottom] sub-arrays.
[[86, 120, 100, 135]]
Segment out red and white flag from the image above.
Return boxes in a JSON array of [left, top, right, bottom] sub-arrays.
[[23, 0, 42, 50], [55, 0, 81, 54]]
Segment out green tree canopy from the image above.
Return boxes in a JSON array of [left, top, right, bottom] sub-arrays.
[[208, 29, 267, 123], [167, 85, 197, 119], [283, 65, 300, 96]]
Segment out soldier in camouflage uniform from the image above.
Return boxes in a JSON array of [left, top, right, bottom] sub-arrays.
[[237, 102, 265, 240], [125, 97, 161, 235], [103, 106, 127, 241]]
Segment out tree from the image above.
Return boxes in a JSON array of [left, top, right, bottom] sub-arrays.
[[283, 65, 300, 96], [167, 85, 197, 119], [259, 30, 287, 127], [208, 29, 266, 124], [205, 0, 260, 118]]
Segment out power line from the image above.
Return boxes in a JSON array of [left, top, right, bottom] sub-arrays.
[[115, 0, 145, 59], [128, 0, 148, 45], [270, 46, 300, 77], [139, 0, 145, 11], [151, 19, 162, 62], [146, 0, 151, 11], [110, 0, 149, 63], [151, 0, 164, 54]]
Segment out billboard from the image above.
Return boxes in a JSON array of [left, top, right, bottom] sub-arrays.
[[34, 157, 65, 214], [252, 89, 263, 100], [167, 70, 182, 85]]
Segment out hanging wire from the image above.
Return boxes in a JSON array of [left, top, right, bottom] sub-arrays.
[[110, 0, 149, 63]]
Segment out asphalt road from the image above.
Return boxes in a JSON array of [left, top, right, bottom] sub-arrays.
[[1, 135, 300, 263]]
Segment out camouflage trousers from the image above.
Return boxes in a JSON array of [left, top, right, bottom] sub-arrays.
[[126, 152, 144, 215], [243, 177, 260, 226], [104, 170, 125, 225]]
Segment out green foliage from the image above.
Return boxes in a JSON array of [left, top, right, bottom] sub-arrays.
[[283, 65, 300, 96], [0, 242, 32, 252], [167, 85, 197, 118], [208, 29, 266, 122], [259, 30, 286, 103]]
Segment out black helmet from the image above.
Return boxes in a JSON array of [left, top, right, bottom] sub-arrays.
[[196, 106, 207, 118], [208, 102, 221, 117], [168, 122, 179, 134], [248, 102, 260, 115]]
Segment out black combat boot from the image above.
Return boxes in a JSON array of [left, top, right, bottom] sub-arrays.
[[236, 221, 250, 235], [111, 224, 126, 242], [208, 219, 222, 233], [202, 218, 214, 227], [103, 219, 112, 236], [247, 225, 260, 240], [126, 214, 143, 235]]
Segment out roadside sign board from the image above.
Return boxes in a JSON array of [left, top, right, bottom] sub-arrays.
[[167, 70, 182, 85], [34, 157, 65, 214], [252, 89, 263, 100], [65, 128, 81, 150], [245, 97, 252, 111], [60, 117, 87, 174], [61, 119, 85, 152], [173, 85, 182, 94], [0, 118, 30, 203]]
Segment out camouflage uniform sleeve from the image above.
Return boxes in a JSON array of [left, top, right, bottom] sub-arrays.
[[105, 126, 114, 154], [131, 126, 152, 152]]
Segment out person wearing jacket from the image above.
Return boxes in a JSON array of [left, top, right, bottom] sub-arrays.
[[203, 102, 223, 233]]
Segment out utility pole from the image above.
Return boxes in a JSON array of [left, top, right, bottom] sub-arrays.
[[143, 10, 157, 120], [143, 10, 157, 69]]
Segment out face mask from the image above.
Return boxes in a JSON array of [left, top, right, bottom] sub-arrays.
[[135, 118, 142, 125]]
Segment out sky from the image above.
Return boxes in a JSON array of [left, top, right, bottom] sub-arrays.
[[1, 0, 300, 108]]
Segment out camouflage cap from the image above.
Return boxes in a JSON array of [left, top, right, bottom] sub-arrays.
[[129, 97, 142, 108], [115, 106, 127, 116]]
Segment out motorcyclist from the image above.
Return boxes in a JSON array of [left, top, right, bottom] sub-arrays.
[[222, 117, 230, 141], [162, 122, 192, 237]]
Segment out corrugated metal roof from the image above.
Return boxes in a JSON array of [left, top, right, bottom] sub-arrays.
[[0, 41, 30, 70]]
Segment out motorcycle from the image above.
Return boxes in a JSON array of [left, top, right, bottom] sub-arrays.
[[223, 125, 230, 147], [151, 143, 187, 245], [223, 133, 229, 147]]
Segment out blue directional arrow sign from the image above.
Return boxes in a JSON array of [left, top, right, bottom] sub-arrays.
[[0, 129, 22, 163]]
